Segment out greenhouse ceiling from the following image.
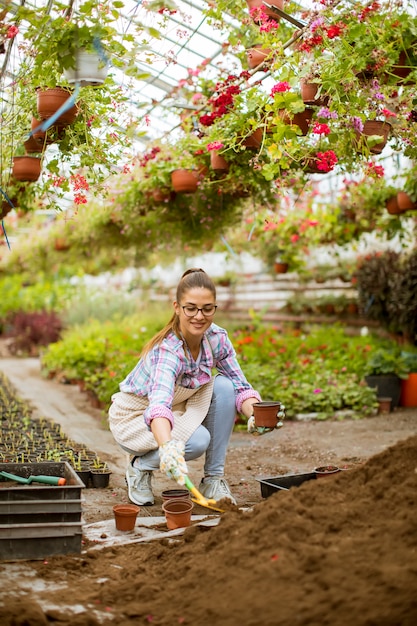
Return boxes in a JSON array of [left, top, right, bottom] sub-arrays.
[[0, 0, 312, 147]]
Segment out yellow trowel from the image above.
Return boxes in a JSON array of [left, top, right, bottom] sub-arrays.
[[183, 475, 224, 513]]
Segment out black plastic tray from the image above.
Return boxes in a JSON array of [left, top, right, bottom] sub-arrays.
[[257, 472, 317, 498]]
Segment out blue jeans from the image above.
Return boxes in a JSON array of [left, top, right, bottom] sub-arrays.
[[133, 375, 236, 477]]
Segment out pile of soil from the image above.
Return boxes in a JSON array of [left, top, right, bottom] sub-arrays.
[[1, 434, 416, 625]]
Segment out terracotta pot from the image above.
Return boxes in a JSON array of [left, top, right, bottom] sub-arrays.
[[0, 202, 13, 220], [386, 194, 406, 216], [161, 489, 191, 502], [314, 465, 340, 478], [210, 151, 229, 173], [279, 108, 313, 136], [171, 169, 199, 193], [31, 117, 53, 146], [356, 120, 391, 155], [253, 401, 281, 428], [151, 189, 172, 203], [303, 157, 326, 174], [274, 261, 289, 274], [397, 191, 416, 211], [24, 134, 43, 154], [12, 156, 41, 182], [113, 504, 140, 531], [36, 87, 78, 126], [300, 80, 329, 106], [162, 499, 193, 530], [377, 397, 392, 414], [392, 50, 415, 85], [400, 373, 417, 407], [54, 238, 70, 251], [243, 127, 263, 149], [246, 45, 272, 70], [64, 49, 109, 86], [246, 0, 284, 21]]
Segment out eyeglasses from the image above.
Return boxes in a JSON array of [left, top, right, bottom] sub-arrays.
[[182, 305, 217, 317]]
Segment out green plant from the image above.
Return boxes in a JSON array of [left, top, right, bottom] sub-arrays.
[[363, 348, 409, 379], [355, 250, 402, 331]]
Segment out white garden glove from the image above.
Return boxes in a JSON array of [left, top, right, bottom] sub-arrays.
[[247, 405, 286, 436], [159, 439, 188, 485]]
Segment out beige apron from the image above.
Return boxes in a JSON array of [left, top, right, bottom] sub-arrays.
[[108, 379, 214, 453]]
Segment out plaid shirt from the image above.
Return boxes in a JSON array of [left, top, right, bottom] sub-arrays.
[[119, 323, 260, 427]]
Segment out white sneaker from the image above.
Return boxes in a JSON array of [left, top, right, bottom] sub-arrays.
[[199, 476, 237, 505], [125, 463, 154, 506]]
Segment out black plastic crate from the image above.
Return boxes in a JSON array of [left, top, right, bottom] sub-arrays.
[[0, 462, 84, 502], [257, 472, 317, 498], [0, 462, 84, 560]]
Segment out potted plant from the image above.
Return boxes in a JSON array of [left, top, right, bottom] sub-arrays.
[[363, 348, 409, 410], [19, 1, 137, 90], [400, 351, 417, 408]]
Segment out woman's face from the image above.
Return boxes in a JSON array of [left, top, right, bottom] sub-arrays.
[[174, 287, 216, 343]]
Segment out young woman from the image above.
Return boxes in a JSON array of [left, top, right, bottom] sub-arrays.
[[108, 268, 261, 506]]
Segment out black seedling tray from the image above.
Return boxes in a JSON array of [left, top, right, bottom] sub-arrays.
[[257, 472, 317, 498]]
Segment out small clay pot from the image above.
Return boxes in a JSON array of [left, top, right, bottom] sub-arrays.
[[162, 499, 193, 530], [161, 489, 190, 502], [377, 397, 392, 414], [253, 402, 281, 428], [113, 504, 140, 531], [314, 465, 340, 478]]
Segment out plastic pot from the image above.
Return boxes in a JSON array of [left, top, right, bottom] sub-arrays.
[[162, 499, 193, 530], [314, 465, 340, 478], [161, 489, 190, 502], [253, 401, 281, 428], [113, 504, 140, 531]]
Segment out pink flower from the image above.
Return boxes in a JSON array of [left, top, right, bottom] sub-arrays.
[[6, 25, 19, 38], [313, 388, 323, 393], [290, 234, 300, 243], [263, 220, 278, 231], [207, 141, 224, 151], [270, 82, 291, 96], [381, 108, 397, 118]]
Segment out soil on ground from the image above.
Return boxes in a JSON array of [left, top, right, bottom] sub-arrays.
[[0, 355, 416, 625]]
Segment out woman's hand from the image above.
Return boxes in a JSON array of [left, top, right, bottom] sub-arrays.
[[159, 439, 188, 485], [241, 397, 260, 419]]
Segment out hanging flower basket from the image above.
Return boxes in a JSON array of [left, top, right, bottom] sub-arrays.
[[64, 49, 109, 86], [397, 191, 417, 212], [355, 120, 391, 155], [36, 87, 78, 126], [171, 169, 199, 193], [210, 152, 229, 173], [23, 134, 43, 154], [391, 50, 416, 85], [279, 108, 314, 136], [274, 261, 289, 274], [246, 45, 273, 70], [243, 127, 264, 149], [12, 156, 41, 182], [300, 80, 329, 106], [385, 195, 405, 215]]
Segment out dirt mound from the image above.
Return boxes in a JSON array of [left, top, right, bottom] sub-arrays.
[[1, 435, 417, 625]]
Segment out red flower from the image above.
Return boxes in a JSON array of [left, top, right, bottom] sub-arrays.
[[6, 25, 19, 38], [315, 150, 338, 172], [312, 122, 331, 135], [270, 82, 291, 96]]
